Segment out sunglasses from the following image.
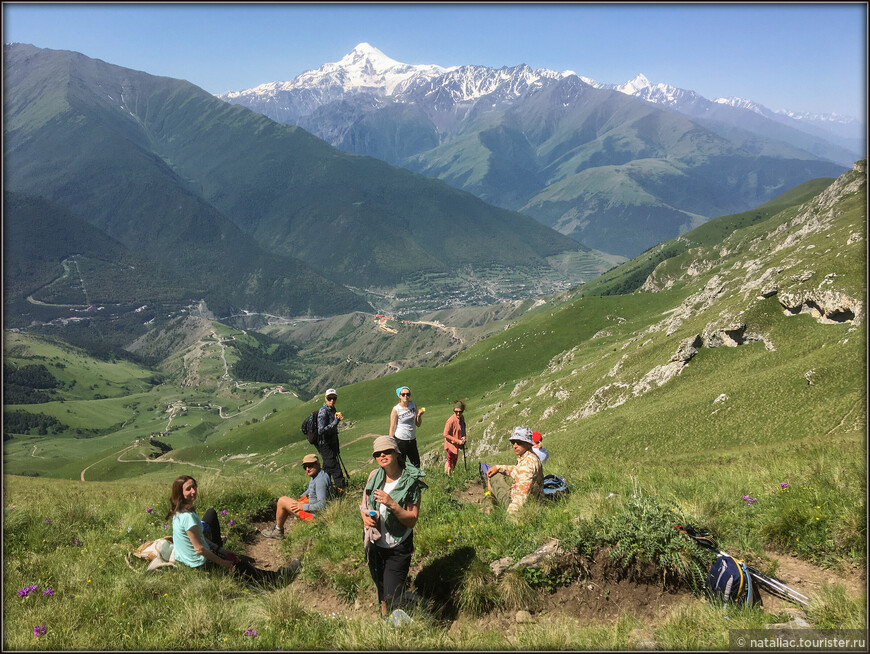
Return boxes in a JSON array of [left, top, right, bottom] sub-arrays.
[[400, 392, 410, 397], [454, 409, 463, 414], [372, 450, 394, 459], [302, 464, 316, 469], [326, 396, 337, 401]]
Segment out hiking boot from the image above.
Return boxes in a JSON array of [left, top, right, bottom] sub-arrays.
[[260, 525, 284, 539]]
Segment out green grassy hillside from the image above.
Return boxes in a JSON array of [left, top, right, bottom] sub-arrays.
[[4, 43, 588, 305], [3, 166, 865, 648]]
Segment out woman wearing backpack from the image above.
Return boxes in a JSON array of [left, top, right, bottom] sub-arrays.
[[388, 386, 425, 467], [360, 436, 427, 617]]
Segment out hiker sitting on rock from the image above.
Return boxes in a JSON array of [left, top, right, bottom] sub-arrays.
[[167, 475, 298, 581], [360, 435, 427, 617], [484, 427, 544, 517], [261, 453, 334, 539]]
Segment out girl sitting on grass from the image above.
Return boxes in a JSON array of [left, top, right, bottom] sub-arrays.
[[167, 475, 298, 581]]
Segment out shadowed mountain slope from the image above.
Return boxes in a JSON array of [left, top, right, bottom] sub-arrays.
[[4, 44, 587, 303]]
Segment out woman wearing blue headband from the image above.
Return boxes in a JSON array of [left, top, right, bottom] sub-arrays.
[[389, 386, 425, 467]]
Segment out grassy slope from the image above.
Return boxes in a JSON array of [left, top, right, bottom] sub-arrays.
[[3, 167, 865, 647]]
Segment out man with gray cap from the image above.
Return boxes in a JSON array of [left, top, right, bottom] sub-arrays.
[[315, 387, 346, 493], [485, 426, 544, 517], [262, 453, 334, 539]]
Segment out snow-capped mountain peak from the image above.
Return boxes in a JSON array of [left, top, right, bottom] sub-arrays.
[[293, 42, 455, 95], [714, 96, 767, 114], [617, 73, 651, 95], [336, 42, 401, 71]]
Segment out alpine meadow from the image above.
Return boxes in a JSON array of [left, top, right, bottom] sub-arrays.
[[3, 39, 867, 652]]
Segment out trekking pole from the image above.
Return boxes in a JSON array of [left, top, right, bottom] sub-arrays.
[[746, 566, 809, 606], [337, 451, 350, 481]]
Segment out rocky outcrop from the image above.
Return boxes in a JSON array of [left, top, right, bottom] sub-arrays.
[[778, 289, 863, 325]]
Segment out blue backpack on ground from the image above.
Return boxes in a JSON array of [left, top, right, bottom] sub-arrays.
[[542, 474, 571, 497], [705, 553, 761, 606]]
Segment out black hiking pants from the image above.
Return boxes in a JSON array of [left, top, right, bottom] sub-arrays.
[[367, 532, 414, 610], [201, 507, 223, 548], [395, 438, 420, 468], [317, 434, 346, 491]]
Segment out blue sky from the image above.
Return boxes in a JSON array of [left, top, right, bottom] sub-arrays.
[[4, 2, 867, 118]]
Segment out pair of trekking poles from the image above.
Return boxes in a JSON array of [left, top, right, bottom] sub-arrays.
[[679, 525, 810, 606]]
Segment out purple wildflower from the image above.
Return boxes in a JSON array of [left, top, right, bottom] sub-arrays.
[[73, 538, 82, 547], [42, 588, 54, 597], [162, 524, 169, 530], [33, 625, 47, 637], [146, 507, 154, 513], [44, 519, 51, 524], [219, 510, 228, 516], [245, 629, 258, 637], [780, 482, 789, 489], [18, 585, 39, 597], [742, 495, 757, 503], [228, 519, 235, 526]]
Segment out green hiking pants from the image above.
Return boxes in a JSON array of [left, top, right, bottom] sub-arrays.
[[488, 472, 512, 507]]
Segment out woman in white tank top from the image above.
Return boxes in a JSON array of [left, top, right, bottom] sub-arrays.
[[389, 386, 425, 467]]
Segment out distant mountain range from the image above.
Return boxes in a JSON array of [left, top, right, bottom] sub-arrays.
[[219, 43, 857, 257], [3, 43, 593, 326]]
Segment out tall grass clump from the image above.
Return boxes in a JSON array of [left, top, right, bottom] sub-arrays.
[[806, 584, 867, 629], [456, 556, 500, 616]]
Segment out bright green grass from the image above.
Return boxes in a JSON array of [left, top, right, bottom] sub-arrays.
[[4, 168, 865, 647], [3, 444, 864, 650]]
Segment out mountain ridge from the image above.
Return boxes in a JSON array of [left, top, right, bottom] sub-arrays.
[[4, 43, 606, 328], [218, 43, 851, 258]]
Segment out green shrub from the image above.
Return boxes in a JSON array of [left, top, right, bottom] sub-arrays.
[[593, 492, 711, 592]]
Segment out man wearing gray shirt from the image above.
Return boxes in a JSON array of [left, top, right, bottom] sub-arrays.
[[261, 453, 334, 539]]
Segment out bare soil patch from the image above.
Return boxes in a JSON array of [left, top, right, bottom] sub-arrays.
[[755, 550, 865, 611]]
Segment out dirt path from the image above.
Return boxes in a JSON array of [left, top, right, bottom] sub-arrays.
[[243, 519, 289, 572], [80, 444, 138, 481], [81, 443, 223, 481], [758, 550, 865, 610]]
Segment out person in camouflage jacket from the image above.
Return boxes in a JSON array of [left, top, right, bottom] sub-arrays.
[[485, 426, 544, 516]]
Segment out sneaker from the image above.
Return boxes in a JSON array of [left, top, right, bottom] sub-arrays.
[[260, 525, 284, 539]]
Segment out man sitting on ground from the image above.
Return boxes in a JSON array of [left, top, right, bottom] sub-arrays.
[[484, 426, 544, 519], [262, 454, 334, 539]]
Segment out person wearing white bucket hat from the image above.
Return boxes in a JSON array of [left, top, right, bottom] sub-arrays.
[[484, 426, 544, 518]]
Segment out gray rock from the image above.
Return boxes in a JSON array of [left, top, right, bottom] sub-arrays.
[[513, 538, 561, 570], [627, 628, 658, 650], [515, 610, 534, 624]]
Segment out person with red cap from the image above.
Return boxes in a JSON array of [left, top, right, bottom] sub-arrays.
[[531, 431, 549, 464]]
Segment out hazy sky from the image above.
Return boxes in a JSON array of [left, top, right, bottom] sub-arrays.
[[4, 2, 867, 118]]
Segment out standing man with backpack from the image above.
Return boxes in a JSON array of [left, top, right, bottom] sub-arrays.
[[316, 388, 346, 494]]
